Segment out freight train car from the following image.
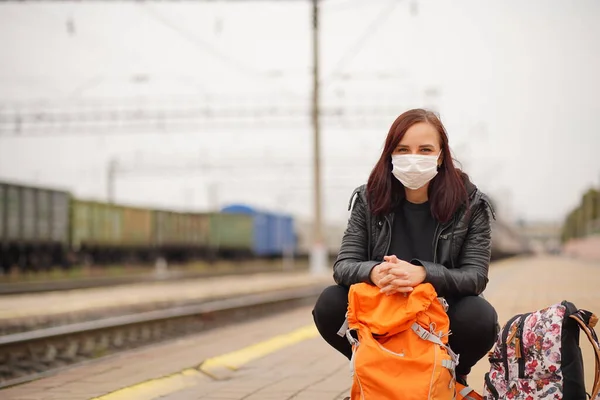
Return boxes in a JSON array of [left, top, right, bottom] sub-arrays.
[[207, 212, 254, 259], [220, 205, 295, 258], [153, 210, 210, 262], [71, 199, 155, 264], [0, 181, 272, 271], [0, 181, 70, 273]]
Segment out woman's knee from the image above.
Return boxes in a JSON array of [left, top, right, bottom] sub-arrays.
[[312, 285, 349, 331], [448, 296, 499, 343], [312, 284, 353, 359]]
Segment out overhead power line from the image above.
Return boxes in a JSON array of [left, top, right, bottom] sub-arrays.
[[138, 4, 265, 80], [0, 100, 408, 136], [323, 0, 403, 89], [137, 3, 304, 100]]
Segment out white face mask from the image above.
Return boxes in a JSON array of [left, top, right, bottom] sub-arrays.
[[391, 153, 441, 190]]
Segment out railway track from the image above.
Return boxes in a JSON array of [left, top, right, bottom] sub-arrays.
[[0, 264, 307, 295], [0, 285, 324, 390]]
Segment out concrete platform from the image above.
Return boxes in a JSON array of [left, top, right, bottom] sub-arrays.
[[1, 256, 599, 400]]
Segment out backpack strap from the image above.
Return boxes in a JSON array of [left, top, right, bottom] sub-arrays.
[[412, 323, 459, 366], [337, 312, 349, 338], [458, 385, 483, 400], [569, 311, 600, 399], [412, 322, 460, 390]]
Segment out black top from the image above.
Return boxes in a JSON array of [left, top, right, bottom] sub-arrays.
[[387, 200, 437, 262]]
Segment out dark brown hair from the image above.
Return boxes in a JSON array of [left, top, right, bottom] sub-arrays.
[[366, 108, 468, 223]]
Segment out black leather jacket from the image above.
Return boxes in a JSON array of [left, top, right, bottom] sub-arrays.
[[333, 181, 495, 299]]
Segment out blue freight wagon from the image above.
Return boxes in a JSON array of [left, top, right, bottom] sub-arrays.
[[268, 213, 295, 256], [220, 204, 295, 257]]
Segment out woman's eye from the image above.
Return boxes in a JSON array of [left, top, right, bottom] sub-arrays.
[[421, 148, 433, 152]]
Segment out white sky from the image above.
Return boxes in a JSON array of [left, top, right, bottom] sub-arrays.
[[0, 0, 598, 225]]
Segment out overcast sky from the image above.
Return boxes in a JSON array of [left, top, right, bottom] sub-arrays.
[[0, 0, 598, 226]]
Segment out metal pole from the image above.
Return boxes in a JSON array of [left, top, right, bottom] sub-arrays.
[[310, 0, 326, 275]]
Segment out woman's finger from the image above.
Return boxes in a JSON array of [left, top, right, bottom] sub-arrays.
[[380, 284, 413, 295], [378, 274, 394, 287], [380, 273, 408, 286], [384, 267, 409, 279], [380, 277, 412, 290], [391, 278, 412, 287], [392, 285, 414, 293], [378, 262, 394, 273]]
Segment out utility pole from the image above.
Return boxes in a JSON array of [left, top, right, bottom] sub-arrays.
[[310, 0, 327, 275]]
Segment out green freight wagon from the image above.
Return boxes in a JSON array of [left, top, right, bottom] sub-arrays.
[[71, 199, 124, 263], [0, 181, 70, 272], [153, 210, 210, 261], [187, 213, 210, 247], [153, 210, 178, 247], [72, 201, 157, 263], [71, 200, 122, 249], [121, 206, 153, 247], [207, 212, 253, 257]]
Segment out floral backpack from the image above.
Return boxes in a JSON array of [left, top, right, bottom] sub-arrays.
[[483, 301, 600, 399]]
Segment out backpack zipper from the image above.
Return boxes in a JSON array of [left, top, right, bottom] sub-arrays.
[[427, 343, 439, 400], [374, 341, 405, 357], [502, 314, 523, 382], [516, 313, 531, 379], [352, 345, 365, 400]]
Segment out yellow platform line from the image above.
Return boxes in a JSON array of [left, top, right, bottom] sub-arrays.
[[199, 324, 318, 375], [90, 368, 204, 400], [91, 324, 319, 400]]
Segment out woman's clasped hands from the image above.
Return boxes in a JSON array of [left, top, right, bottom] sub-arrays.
[[369, 255, 427, 295]]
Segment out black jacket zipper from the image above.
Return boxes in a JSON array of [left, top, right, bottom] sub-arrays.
[[432, 223, 440, 263], [383, 214, 393, 255], [432, 222, 453, 263]]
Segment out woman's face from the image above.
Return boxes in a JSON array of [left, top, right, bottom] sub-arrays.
[[392, 122, 441, 157]]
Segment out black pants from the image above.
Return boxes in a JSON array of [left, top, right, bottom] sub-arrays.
[[312, 285, 499, 376]]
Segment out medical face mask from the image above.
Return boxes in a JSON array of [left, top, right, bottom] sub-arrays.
[[391, 153, 441, 190]]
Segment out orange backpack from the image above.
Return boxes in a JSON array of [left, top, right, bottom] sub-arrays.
[[345, 282, 483, 400]]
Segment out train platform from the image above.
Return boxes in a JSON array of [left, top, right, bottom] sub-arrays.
[[1, 256, 599, 400], [0, 270, 332, 334]]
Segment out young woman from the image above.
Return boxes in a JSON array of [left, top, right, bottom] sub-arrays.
[[312, 108, 499, 385]]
